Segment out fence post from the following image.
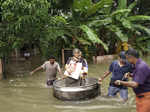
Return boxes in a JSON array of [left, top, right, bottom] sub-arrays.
[[0, 59, 3, 80], [62, 49, 65, 66]]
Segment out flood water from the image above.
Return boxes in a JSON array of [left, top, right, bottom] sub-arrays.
[[1, 56, 149, 112]]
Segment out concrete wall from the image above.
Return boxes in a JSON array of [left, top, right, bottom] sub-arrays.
[[93, 55, 117, 64]]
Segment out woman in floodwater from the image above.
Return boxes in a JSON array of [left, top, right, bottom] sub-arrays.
[[64, 48, 88, 87]]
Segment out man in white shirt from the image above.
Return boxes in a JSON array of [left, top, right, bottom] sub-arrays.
[[30, 56, 62, 86]]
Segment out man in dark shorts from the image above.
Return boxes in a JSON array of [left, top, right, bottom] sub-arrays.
[[99, 51, 133, 102], [115, 48, 150, 112], [30, 56, 62, 86]]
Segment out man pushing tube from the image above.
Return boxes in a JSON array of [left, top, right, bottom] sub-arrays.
[[99, 51, 133, 102], [115, 48, 150, 112], [30, 56, 62, 86]]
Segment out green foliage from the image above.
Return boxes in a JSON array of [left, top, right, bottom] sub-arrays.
[[60, 0, 110, 51], [85, 0, 113, 17], [127, 15, 150, 21], [117, 0, 127, 9], [0, 0, 67, 58], [80, 25, 108, 51], [73, 0, 92, 13], [0, 0, 150, 60], [87, 0, 150, 53], [107, 25, 128, 42]]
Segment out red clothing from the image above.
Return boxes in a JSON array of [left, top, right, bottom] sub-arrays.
[[136, 92, 150, 112]]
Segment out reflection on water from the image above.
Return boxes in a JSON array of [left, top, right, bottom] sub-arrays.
[[2, 56, 149, 112]]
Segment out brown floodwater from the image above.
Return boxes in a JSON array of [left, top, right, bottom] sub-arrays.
[[2, 55, 149, 112]]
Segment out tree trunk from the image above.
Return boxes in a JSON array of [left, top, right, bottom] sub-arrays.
[[35, 44, 43, 56], [0, 57, 7, 80], [2, 57, 7, 79]]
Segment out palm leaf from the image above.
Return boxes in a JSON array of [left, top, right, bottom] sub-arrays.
[[88, 18, 112, 27], [121, 18, 132, 29], [117, 0, 127, 9], [77, 38, 92, 45], [139, 46, 150, 52], [127, 15, 150, 21], [53, 16, 67, 24], [111, 9, 131, 17], [107, 25, 128, 42], [132, 24, 150, 35], [125, 1, 137, 16], [80, 25, 108, 51], [128, 1, 137, 10], [136, 37, 150, 42], [73, 0, 92, 12], [85, 0, 113, 17]]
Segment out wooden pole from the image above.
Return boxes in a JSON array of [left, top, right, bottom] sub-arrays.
[[0, 59, 3, 80], [34, 47, 37, 56], [62, 49, 65, 66], [15, 48, 18, 58]]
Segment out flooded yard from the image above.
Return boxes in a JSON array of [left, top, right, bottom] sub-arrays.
[[1, 55, 148, 112]]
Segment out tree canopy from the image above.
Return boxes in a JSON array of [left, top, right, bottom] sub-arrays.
[[0, 0, 150, 59]]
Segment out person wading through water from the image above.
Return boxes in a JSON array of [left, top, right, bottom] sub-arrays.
[[99, 51, 133, 102], [30, 56, 62, 86], [64, 48, 88, 87], [115, 48, 150, 112]]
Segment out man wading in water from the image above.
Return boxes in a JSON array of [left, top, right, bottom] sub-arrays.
[[99, 51, 133, 102], [64, 48, 88, 86], [30, 56, 62, 86], [115, 48, 150, 112]]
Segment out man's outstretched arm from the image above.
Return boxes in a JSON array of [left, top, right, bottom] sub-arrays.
[[30, 66, 43, 75], [99, 71, 111, 83], [115, 80, 139, 88]]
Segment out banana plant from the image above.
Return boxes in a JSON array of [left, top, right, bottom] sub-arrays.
[[59, 0, 114, 52], [88, 0, 150, 52]]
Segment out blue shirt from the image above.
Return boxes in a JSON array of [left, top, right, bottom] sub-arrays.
[[109, 60, 133, 87], [132, 59, 150, 95]]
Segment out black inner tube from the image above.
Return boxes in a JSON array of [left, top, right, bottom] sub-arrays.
[[53, 77, 100, 101], [53, 77, 99, 88]]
